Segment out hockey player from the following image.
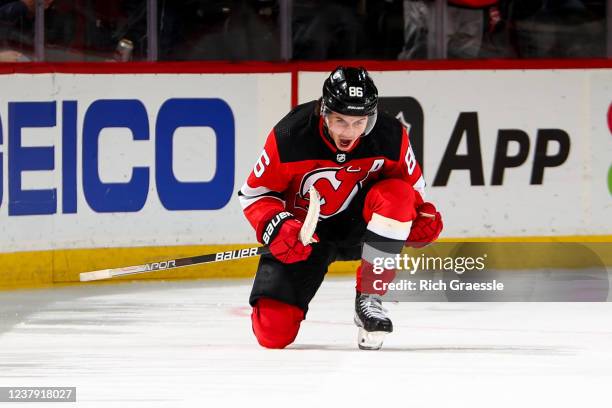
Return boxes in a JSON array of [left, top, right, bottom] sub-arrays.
[[239, 66, 443, 350]]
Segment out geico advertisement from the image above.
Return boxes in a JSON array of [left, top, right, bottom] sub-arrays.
[[0, 73, 290, 251], [300, 69, 612, 237]]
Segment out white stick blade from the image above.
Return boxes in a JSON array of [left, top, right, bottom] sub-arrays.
[[79, 269, 113, 282], [299, 186, 320, 245]]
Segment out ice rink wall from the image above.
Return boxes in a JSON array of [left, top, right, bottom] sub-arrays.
[[0, 61, 611, 289]]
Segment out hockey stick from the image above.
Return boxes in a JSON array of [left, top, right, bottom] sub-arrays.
[[79, 187, 321, 282]]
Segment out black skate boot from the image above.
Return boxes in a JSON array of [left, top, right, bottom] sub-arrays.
[[354, 291, 393, 350]]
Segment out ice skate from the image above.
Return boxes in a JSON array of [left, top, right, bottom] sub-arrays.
[[354, 291, 393, 350]]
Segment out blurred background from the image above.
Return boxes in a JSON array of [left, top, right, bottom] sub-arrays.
[[0, 0, 609, 63]]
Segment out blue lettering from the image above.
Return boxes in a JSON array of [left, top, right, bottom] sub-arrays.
[[8, 102, 57, 216], [82, 100, 149, 213], [62, 101, 77, 214], [3, 97, 237, 217], [156, 98, 235, 210]]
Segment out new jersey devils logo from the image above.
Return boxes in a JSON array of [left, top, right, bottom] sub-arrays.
[[295, 159, 384, 218]]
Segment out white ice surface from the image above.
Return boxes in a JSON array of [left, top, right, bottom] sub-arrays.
[[1, 278, 612, 408]]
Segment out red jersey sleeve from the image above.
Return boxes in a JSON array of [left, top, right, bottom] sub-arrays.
[[383, 126, 427, 204], [238, 130, 292, 242]]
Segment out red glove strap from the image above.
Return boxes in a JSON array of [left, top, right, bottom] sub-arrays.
[[406, 203, 443, 248]]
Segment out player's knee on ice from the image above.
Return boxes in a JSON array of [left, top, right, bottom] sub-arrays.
[[251, 298, 304, 349], [363, 179, 418, 224]]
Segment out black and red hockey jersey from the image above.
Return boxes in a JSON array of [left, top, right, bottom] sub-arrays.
[[239, 100, 425, 242]]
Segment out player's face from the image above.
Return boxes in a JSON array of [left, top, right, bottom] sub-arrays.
[[325, 112, 368, 151]]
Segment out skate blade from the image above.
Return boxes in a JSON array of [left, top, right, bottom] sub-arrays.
[[357, 327, 387, 350]]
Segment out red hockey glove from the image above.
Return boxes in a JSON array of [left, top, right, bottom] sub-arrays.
[[406, 202, 443, 248], [261, 212, 317, 264]]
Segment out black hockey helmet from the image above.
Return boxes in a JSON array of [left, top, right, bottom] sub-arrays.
[[321, 66, 378, 136]]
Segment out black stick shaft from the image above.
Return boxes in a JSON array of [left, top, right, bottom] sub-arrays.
[[80, 246, 271, 281], [174, 246, 270, 268]]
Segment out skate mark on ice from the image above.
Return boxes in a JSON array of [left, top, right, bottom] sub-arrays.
[[399, 324, 612, 336], [287, 344, 576, 355], [305, 319, 612, 337]]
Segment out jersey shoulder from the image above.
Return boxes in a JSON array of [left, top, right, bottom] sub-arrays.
[[360, 111, 406, 161], [273, 100, 323, 162]]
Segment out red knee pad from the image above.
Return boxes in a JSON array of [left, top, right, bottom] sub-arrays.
[[251, 298, 304, 349], [363, 179, 419, 223]]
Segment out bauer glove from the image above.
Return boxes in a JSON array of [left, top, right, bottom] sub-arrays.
[[260, 212, 317, 264]]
